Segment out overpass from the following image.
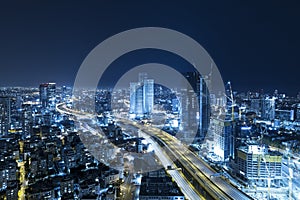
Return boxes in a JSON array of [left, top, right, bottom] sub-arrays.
[[56, 103, 253, 200], [118, 119, 253, 200]]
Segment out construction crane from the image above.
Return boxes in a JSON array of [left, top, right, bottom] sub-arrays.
[[225, 81, 245, 121], [261, 155, 272, 199], [257, 125, 267, 145], [286, 148, 293, 200], [225, 81, 235, 121]]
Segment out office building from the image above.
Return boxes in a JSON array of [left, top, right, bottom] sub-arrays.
[[39, 83, 56, 111], [296, 103, 300, 121], [143, 79, 154, 114], [180, 88, 198, 130], [212, 117, 234, 162], [250, 98, 261, 116], [183, 72, 210, 141], [236, 145, 282, 182], [129, 73, 154, 118], [261, 97, 276, 120], [129, 82, 137, 114], [250, 96, 276, 120], [0, 97, 11, 136]]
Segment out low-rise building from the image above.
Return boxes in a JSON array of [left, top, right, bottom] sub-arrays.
[[139, 169, 184, 200]]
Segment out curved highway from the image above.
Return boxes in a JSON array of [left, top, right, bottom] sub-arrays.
[[119, 119, 253, 200], [56, 103, 253, 200]]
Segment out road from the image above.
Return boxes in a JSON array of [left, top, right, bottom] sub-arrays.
[[122, 120, 253, 200], [58, 103, 204, 199], [138, 130, 204, 200], [56, 103, 252, 200]]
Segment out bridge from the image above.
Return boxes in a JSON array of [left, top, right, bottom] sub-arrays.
[[56, 103, 253, 200]]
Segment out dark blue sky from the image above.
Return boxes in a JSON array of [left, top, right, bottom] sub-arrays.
[[0, 1, 299, 96]]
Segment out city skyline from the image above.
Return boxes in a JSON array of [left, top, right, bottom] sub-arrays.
[[1, 1, 300, 199], [1, 78, 300, 199], [0, 1, 300, 96]]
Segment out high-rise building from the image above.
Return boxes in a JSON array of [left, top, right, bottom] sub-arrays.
[[39, 83, 56, 111], [129, 82, 137, 114], [212, 117, 234, 162], [261, 97, 276, 120], [143, 79, 154, 114], [171, 98, 180, 114], [250, 96, 276, 120], [200, 76, 210, 138], [183, 72, 210, 141], [236, 145, 282, 183], [129, 73, 154, 118], [296, 104, 300, 121], [250, 98, 261, 115], [61, 86, 67, 101], [138, 72, 148, 83], [136, 83, 144, 117], [22, 103, 32, 138], [0, 97, 11, 136], [180, 88, 198, 136]]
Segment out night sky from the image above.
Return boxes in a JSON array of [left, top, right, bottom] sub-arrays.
[[0, 1, 299, 96]]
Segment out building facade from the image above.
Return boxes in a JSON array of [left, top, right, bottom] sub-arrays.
[[212, 118, 234, 162], [183, 72, 210, 141], [39, 83, 56, 111], [236, 145, 282, 182], [0, 97, 11, 136], [139, 169, 184, 200], [129, 73, 154, 119], [261, 97, 276, 120]]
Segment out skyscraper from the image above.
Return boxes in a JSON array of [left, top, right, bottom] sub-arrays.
[[129, 82, 137, 114], [200, 76, 210, 138], [138, 72, 148, 83], [249, 95, 276, 120], [39, 83, 56, 111], [129, 73, 154, 119], [183, 72, 210, 141], [135, 83, 144, 117], [143, 79, 154, 115], [0, 97, 11, 136], [261, 97, 276, 120], [212, 117, 234, 162]]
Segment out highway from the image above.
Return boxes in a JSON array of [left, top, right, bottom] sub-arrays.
[[120, 119, 253, 200], [168, 169, 204, 200], [138, 130, 204, 200], [57, 103, 204, 199], [56, 103, 252, 200]]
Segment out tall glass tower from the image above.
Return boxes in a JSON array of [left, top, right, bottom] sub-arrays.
[[0, 97, 11, 136], [39, 83, 56, 111], [184, 72, 210, 141], [129, 73, 154, 119], [143, 79, 154, 115], [129, 82, 137, 114], [135, 82, 144, 117]]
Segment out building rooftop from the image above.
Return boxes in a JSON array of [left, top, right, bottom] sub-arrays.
[[238, 144, 281, 156], [139, 174, 184, 197]]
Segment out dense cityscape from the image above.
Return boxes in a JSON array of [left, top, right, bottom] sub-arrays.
[[0, 70, 300, 200], [1, 0, 300, 199]]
